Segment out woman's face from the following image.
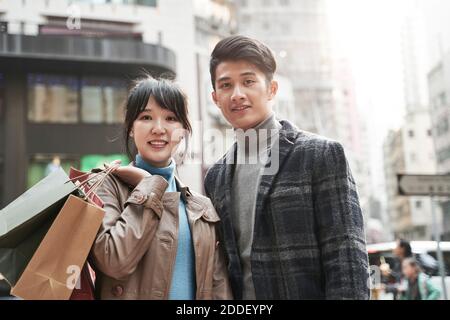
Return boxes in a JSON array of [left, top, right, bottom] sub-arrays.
[[131, 96, 186, 168]]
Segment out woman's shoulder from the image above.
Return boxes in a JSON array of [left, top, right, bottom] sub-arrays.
[[89, 168, 132, 196]]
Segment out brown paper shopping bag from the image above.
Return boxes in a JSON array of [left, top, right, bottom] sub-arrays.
[[10, 194, 105, 300]]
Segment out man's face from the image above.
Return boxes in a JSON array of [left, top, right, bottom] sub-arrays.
[[212, 60, 278, 130]]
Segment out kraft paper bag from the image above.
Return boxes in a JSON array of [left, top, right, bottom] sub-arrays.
[[11, 194, 105, 300]]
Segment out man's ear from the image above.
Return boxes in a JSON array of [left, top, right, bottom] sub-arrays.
[[268, 80, 279, 101], [212, 91, 221, 108]]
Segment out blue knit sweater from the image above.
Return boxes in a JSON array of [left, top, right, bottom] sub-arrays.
[[135, 155, 196, 300]]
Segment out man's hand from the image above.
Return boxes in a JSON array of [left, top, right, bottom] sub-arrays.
[[105, 161, 151, 187]]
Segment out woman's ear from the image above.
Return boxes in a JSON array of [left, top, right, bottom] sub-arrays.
[[129, 130, 134, 138]]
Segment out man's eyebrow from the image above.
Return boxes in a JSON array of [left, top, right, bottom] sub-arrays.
[[217, 72, 257, 82], [217, 76, 231, 83], [240, 72, 257, 77]]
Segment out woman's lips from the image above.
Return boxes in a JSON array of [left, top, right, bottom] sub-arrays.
[[147, 140, 168, 150]]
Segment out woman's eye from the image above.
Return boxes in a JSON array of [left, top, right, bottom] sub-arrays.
[[167, 116, 178, 122], [141, 115, 151, 120]]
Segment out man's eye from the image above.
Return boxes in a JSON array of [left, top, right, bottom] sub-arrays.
[[220, 83, 231, 89], [244, 79, 255, 85]]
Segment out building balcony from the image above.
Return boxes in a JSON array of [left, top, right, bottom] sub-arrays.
[[0, 33, 176, 74]]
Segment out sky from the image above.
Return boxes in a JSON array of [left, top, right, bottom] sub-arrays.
[[326, 0, 450, 216], [326, 0, 410, 202]]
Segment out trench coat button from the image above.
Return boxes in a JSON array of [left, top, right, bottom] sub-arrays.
[[112, 285, 124, 297], [131, 191, 145, 204]]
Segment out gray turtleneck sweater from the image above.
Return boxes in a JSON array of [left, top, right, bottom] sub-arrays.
[[230, 113, 282, 300]]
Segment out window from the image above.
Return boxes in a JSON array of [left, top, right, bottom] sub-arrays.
[[415, 200, 422, 209], [279, 0, 290, 5], [437, 118, 449, 136], [28, 74, 79, 123], [408, 130, 414, 138], [427, 129, 432, 137], [0, 21, 7, 33], [81, 76, 127, 124], [439, 92, 447, 107], [28, 74, 127, 124]]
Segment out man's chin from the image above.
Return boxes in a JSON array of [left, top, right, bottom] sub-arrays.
[[232, 119, 260, 131]]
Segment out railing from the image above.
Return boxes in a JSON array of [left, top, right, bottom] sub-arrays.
[[0, 32, 176, 72]]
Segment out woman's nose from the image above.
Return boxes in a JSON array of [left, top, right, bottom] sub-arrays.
[[151, 119, 166, 135]]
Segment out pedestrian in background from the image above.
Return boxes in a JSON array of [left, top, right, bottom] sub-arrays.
[[399, 258, 440, 300]]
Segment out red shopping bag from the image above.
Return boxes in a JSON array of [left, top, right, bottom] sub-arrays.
[[68, 166, 111, 300]]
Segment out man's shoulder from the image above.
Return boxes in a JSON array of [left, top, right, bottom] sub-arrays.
[[279, 120, 343, 155]]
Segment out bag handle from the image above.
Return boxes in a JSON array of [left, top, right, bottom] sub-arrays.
[[84, 164, 120, 198], [65, 162, 121, 201]]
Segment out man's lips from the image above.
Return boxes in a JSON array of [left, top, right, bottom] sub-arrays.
[[231, 105, 251, 112]]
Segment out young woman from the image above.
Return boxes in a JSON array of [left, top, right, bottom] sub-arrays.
[[90, 76, 232, 300]]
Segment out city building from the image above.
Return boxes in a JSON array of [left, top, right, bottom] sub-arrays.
[[383, 3, 440, 240], [235, 0, 333, 133], [428, 49, 450, 239], [0, 0, 238, 206], [0, 0, 177, 206]]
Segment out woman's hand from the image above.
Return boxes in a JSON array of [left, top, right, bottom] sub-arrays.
[[105, 161, 151, 187]]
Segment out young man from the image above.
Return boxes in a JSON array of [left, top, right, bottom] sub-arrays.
[[204, 35, 370, 300]]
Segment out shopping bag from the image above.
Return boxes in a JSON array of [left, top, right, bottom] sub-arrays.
[[10, 194, 105, 300], [68, 167, 104, 300], [8, 163, 119, 300], [0, 168, 78, 288]]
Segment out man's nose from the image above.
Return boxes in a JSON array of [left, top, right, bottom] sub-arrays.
[[231, 85, 246, 102]]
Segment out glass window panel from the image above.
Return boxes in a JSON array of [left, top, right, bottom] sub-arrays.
[[81, 76, 127, 124], [27, 74, 79, 123]]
